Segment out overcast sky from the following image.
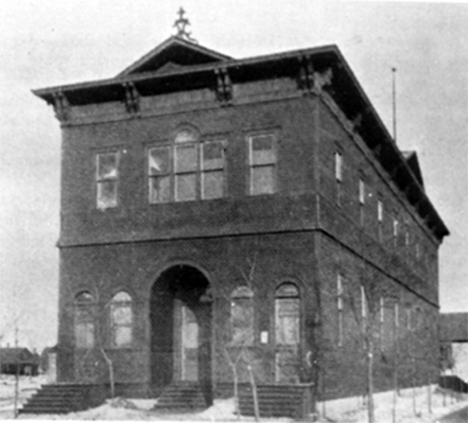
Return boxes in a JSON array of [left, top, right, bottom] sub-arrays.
[[0, 0, 467, 350]]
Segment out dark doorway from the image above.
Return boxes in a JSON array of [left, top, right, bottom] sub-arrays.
[[150, 265, 213, 403]]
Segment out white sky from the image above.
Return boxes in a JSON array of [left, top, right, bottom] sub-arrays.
[[0, 0, 467, 350]]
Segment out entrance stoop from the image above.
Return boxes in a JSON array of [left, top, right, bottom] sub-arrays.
[[153, 381, 208, 412]]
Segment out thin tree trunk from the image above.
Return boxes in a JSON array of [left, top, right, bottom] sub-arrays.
[[366, 334, 375, 423], [247, 364, 260, 421]]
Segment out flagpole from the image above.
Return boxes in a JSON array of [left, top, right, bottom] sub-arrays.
[[392, 67, 397, 143]]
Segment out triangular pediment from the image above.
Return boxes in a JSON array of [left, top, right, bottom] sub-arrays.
[[118, 36, 231, 77], [402, 150, 425, 188]]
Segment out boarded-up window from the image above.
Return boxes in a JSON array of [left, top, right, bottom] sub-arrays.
[[74, 292, 94, 349], [231, 286, 254, 345], [148, 147, 171, 203], [202, 141, 225, 199], [97, 152, 118, 209], [110, 291, 133, 348], [275, 283, 300, 346], [249, 134, 276, 195]]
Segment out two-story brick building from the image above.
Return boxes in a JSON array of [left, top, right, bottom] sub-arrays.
[[33, 29, 448, 413]]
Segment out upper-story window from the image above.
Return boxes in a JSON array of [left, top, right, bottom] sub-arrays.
[[359, 178, 365, 226], [377, 198, 384, 242], [248, 133, 277, 195], [148, 127, 226, 203], [335, 151, 343, 205], [393, 215, 399, 248], [97, 152, 119, 209]]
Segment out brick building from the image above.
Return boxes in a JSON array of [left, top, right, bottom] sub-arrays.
[[34, 31, 448, 410]]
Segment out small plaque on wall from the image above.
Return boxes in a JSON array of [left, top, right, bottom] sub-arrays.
[[260, 331, 269, 344]]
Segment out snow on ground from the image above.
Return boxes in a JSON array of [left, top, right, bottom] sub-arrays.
[[0, 375, 467, 422], [316, 385, 468, 423]]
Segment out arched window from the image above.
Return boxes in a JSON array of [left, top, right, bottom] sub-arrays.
[[231, 286, 254, 345], [275, 283, 300, 346], [74, 292, 94, 349], [110, 291, 133, 348], [148, 127, 225, 203]]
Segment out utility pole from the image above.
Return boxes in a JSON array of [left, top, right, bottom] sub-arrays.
[[14, 324, 19, 418]]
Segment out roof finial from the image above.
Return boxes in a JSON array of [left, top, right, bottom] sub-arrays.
[[173, 7, 198, 43]]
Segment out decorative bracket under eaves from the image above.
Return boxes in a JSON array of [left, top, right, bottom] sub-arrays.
[[214, 68, 232, 106]]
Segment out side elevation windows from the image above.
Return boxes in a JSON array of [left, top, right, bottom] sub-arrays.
[[377, 198, 384, 242], [335, 151, 343, 205], [148, 128, 226, 203], [96, 152, 119, 209], [359, 177, 365, 226], [249, 133, 277, 195], [74, 292, 95, 349]]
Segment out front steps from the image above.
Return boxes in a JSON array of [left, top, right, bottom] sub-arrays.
[[19, 384, 91, 415], [239, 384, 310, 419], [153, 381, 208, 412]]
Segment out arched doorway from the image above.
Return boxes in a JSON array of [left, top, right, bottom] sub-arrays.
[[150, 264, 213, 403]]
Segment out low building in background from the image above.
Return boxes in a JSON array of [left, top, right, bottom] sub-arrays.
[[0, 347, 40, 376]]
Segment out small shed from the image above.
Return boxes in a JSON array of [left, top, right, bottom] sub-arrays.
[[0, 347, 40, 376], [440, 313, 468, 381]]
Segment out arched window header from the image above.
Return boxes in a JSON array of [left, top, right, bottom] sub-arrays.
[[75, 291, 94, 303], [174, 127, 199, 144], [111, 291, 132, 302], [231, 286, 254, 299], [276, 282, 299, 298]]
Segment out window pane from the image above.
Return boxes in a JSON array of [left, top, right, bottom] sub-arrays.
[[76, 323, 94, 348], [176, 174, 196, 201], [251, 166, 274, 195], [97, 153, 118, 179], [149, 176, 171, 203], [175, 145, 197, 173], [203, 142, 224, 170], [149, 147, 170, 175], [251, 135, 275, 165], [203, 171, 223, 199], [232, 298, 254, 345], [97, 180, 117, 208], [275, 298, 299, 345], [335, 152, 343, 181], [114, 326, 132, 347], [112, 305, 132, 325]]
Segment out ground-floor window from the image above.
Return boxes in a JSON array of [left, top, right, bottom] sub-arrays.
[[110, 291, 133, 347], [74, 292, 95, 349]]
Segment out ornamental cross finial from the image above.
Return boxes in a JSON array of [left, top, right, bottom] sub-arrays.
[[173, 7, 197, 43]]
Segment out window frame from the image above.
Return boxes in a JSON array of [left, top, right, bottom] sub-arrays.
[[96, 151, 119, 209], [248, 132, 278, 196], [74, 292, 95, 349], [230, 286, 255, 346], [109, 291, 133, 349], [334, 151, 343, 206], [337, 274, 344, 347], [359, 177, 365, 226], [147, 129, 227, 203]]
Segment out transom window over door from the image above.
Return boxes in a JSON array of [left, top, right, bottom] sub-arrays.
[[148, 127, 226, 203], [249, 133, 277, 195]]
